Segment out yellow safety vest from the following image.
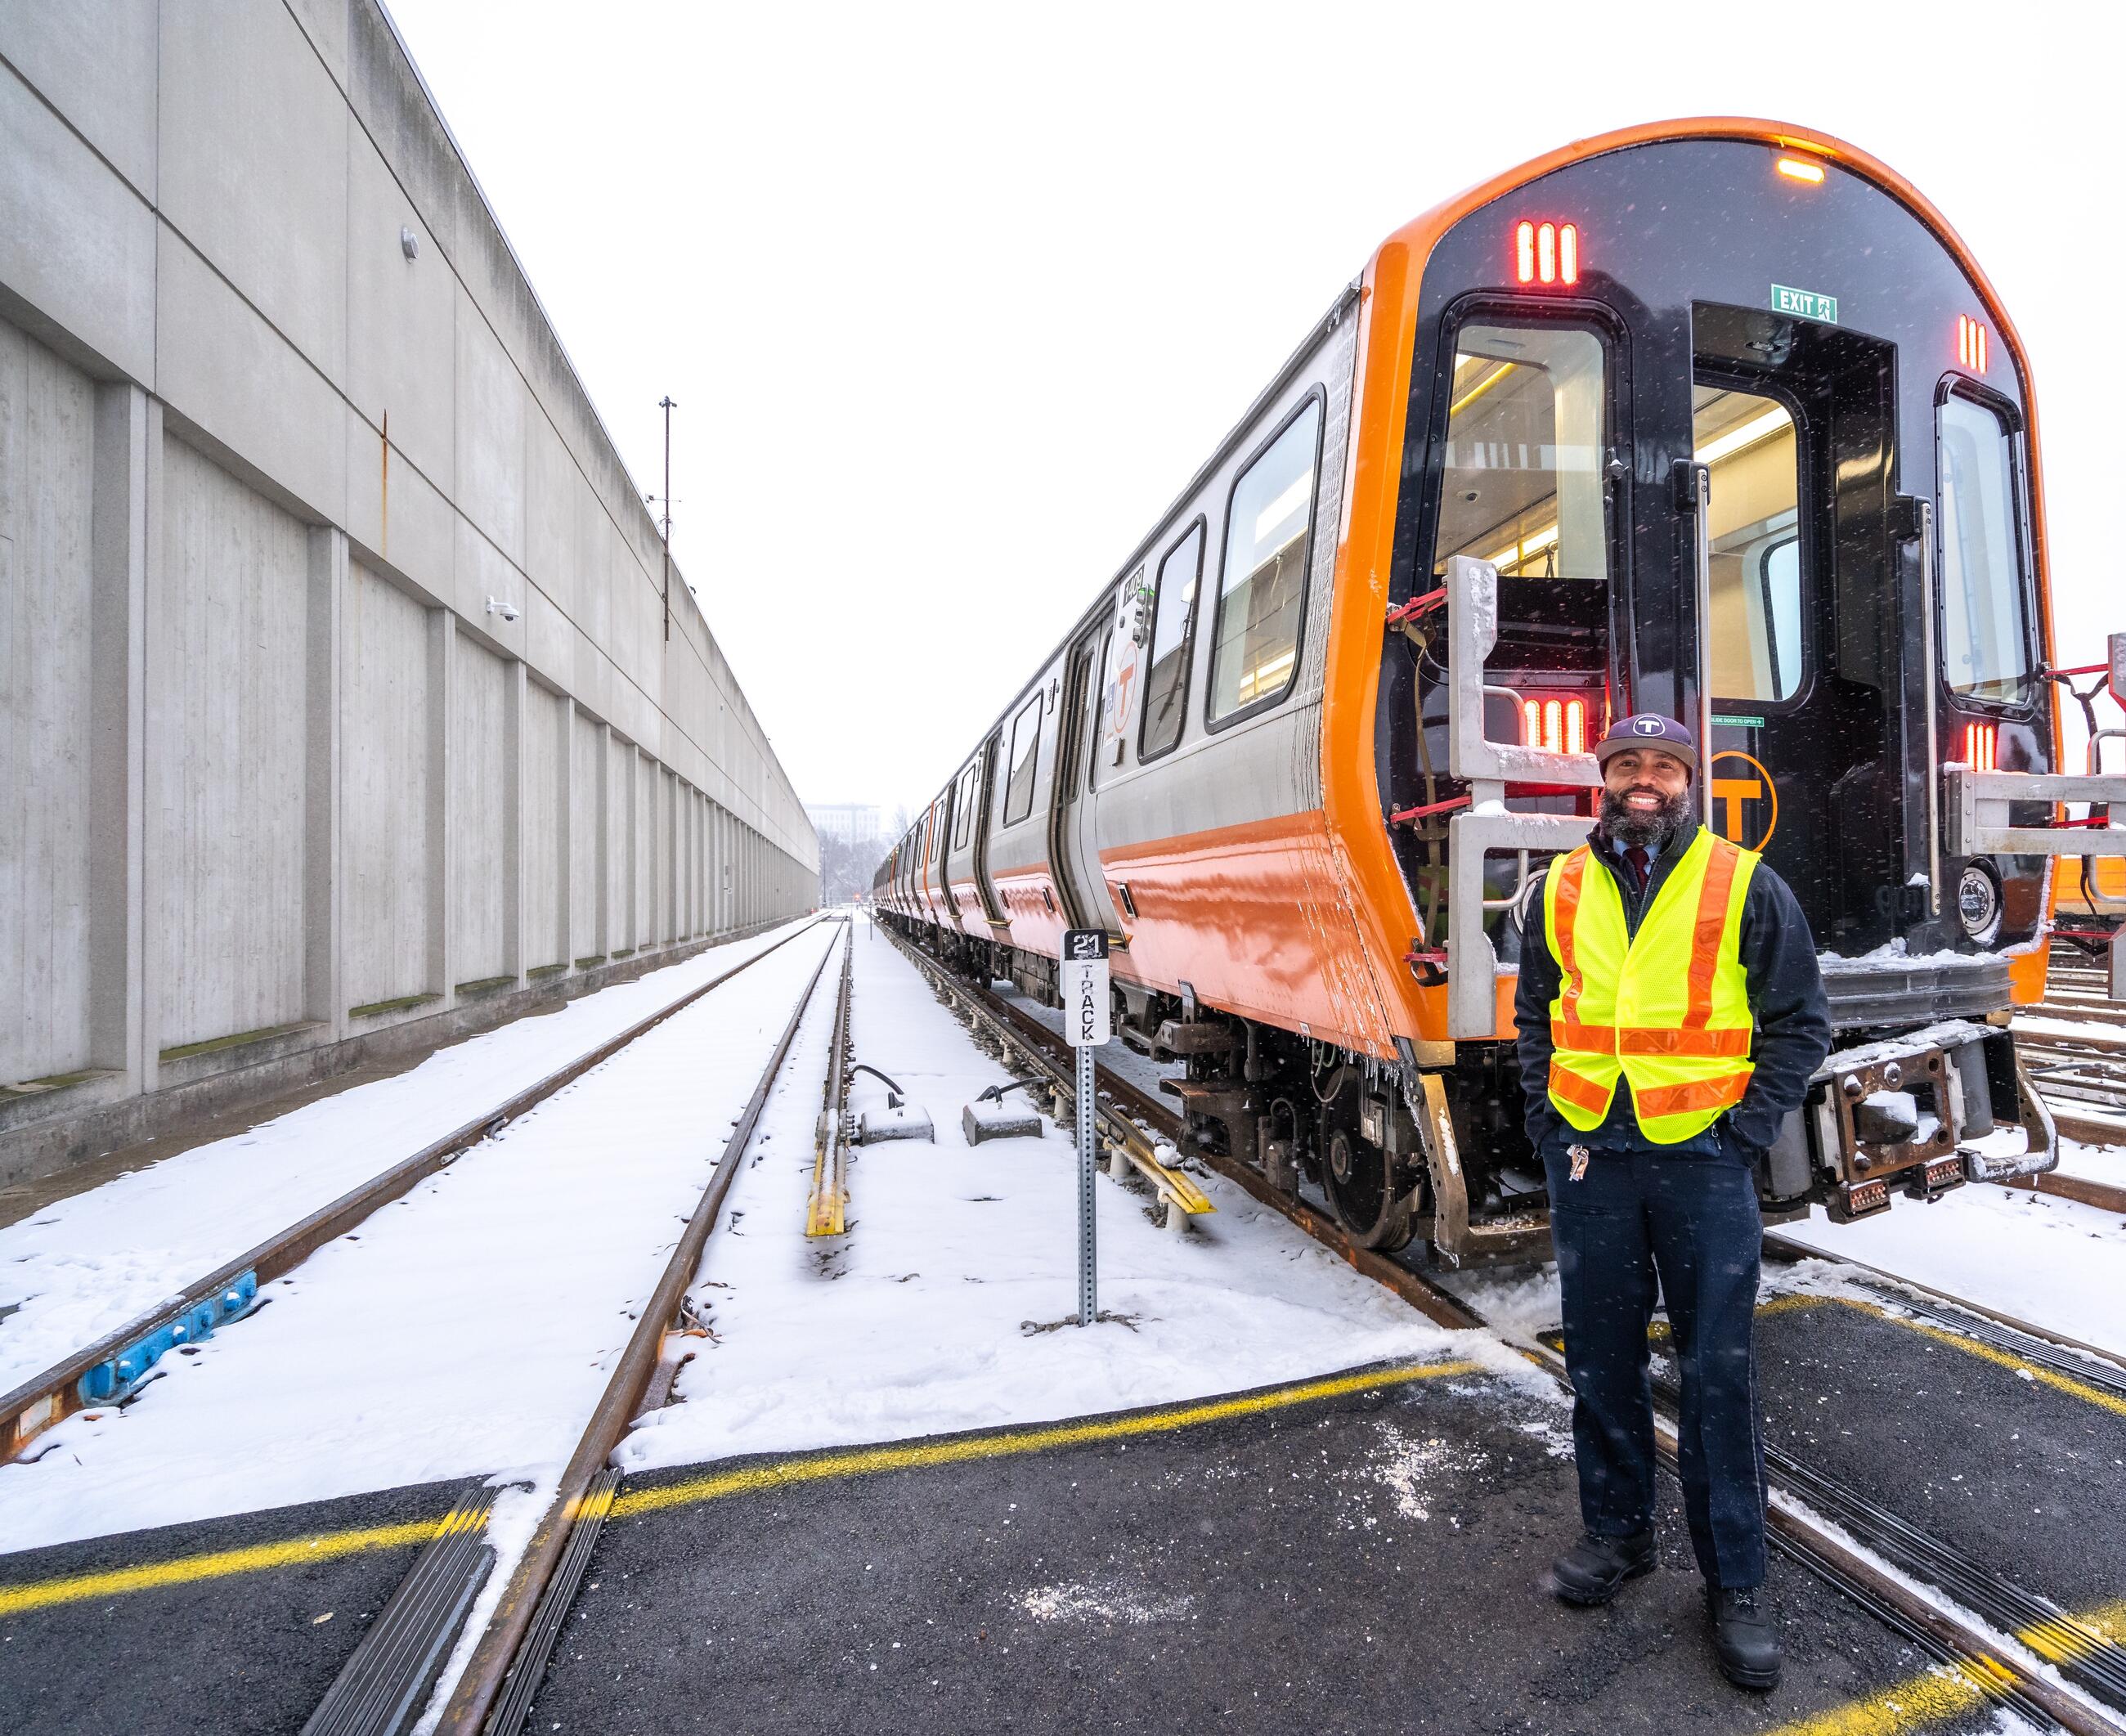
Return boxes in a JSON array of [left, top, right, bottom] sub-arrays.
[[1542, 827, 1759, 1144]]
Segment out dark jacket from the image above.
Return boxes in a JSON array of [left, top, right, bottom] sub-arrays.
[[1511, 823, 1832, 1161]]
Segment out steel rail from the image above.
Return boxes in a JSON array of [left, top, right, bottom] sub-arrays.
[[1762, 1232, 2126, 1376], [0, 917, 825, 1462], [877, 921, 2125, 1736], [436, 918, 846, 1736]]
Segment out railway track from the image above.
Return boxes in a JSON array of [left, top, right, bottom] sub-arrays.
[[0, 916, 827, 1464], [877, 920, 2126, 1736], [400, 916, 853, 1736]]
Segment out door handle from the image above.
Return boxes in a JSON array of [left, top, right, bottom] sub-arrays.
[[1672, 460, 1713, 804]]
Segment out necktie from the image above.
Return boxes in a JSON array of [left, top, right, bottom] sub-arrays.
[[1625, 845, 1651, 895]]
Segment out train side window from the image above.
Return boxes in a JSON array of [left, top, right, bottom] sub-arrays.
[[1209, 397, 1323, 724], [1694, 384, 1805, 702], [1433, 324, 1608, 581], [1140, 523, 1204, 759], [952, 763, 976, 850], [1937, 389, 2034, 706], [1002, 693, 1043, 824]]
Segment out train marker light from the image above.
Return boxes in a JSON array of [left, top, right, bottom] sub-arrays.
[[1776, 157, 1826, 185], [1519, 693, 1590, 755], [1962, 720, 1998, 771], [1958, 314, 1990, 374], [1514, 220, 1579, 285]]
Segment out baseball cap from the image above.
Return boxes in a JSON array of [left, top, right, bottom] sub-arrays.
[[1594, 712, 1698, 774]]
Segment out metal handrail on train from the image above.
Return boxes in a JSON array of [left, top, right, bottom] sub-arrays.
[[1441, 554, 1599, 1038]]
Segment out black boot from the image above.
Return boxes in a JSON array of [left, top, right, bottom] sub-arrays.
[[1550, 1530, 1656, 1605], [1707, 1586, 1782, 1689]]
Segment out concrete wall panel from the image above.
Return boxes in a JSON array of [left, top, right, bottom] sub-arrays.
[[452, 289, 525, 567], [0, 62, 158, 381], [341, 560, 429, 1010], [448, 632, 508, 984], [152, 437, 309, 1050], [523, 678, 564, 971], [158, 0, 348, 379], [0, 315, 96, 1083], [0, 2, 159, 199], [344, 126, 453, 494], [155, 224, 347, 525], [569, 706, 599, 953]]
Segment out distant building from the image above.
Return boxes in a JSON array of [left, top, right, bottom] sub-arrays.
[[807, 803, 883, 851]]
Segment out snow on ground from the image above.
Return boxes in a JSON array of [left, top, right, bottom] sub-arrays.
[[2050, 1132, 2126, 1187], [0, 920, 813, 1397], [0, 924, 844, 1556], [614, 914, 1505, 1477], [1772, 1178, 2126, 1360]]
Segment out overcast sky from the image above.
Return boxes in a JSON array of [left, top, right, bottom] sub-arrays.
[[383, 0, 2120, 821]]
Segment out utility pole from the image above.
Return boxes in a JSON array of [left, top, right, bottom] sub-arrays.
[[659, 394, 676, 641]]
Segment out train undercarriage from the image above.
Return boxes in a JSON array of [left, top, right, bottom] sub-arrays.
[[894, 914, 2060, 1267]]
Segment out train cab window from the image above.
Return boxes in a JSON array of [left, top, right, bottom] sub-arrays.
[[1209, 399, 1322, 723], [1938, 390, 2034, 705], [1694, 384, 1804, 702], [1433, 324, 1608, 582], [1140, 523, 1203, 759], [1002, 693, 1042, 824]]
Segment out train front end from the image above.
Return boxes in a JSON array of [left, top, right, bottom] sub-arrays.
[[1368, 122, 2122, 1244]]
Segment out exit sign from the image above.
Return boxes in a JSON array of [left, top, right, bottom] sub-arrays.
[[1771, 283, 1838, 324]]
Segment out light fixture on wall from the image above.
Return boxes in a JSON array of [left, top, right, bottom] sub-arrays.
[[486, 596, 520, 621], [401, 226, 419, 260]]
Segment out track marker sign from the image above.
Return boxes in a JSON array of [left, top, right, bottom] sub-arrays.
[[1061, 929, 1110, 1047], [1061, 928, 1109, 1327]]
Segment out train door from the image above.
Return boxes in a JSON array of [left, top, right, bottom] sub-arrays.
[[1048, 613, 1122, 938], [1685, 304, 1905, 952], [972, 730, 1007, 926]]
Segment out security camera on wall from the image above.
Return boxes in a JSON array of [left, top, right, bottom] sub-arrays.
[[485, 596, 521, 622]]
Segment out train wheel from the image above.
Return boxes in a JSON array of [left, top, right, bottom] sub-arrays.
[[1323, 1126, 1415, 1252]]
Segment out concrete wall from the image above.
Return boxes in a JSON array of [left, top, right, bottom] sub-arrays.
[[0, 0, 818, 1179]]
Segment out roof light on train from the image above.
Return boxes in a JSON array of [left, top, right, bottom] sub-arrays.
[[1514, 220, 1579, 285], [1775, 157, 1826, 185], [1958, 314, 1990, 375]]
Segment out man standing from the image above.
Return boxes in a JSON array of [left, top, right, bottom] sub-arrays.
[[1512, 714, 1831, 1691]]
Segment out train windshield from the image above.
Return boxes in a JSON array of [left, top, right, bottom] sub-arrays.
[[1695, 384, 1804, 702], [1938, 390, 2034, 705], [1433, 324, 1608, 582]]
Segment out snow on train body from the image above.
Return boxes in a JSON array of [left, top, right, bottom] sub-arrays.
[[876, 119, 2118, 1263]]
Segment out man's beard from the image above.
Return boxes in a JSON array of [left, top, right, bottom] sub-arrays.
[[1598, 784, 1695, 850]]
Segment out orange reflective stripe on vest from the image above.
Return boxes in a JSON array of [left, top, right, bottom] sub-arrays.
[[1548, 1058, 1615, 1115], [1684, 838, 1743, 1031], [1631, 1071, 1751, 1119], [1551, 849, 1594, 1047]]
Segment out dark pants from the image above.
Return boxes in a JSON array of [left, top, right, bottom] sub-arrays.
[[1542, 1143, 1768, 1588]]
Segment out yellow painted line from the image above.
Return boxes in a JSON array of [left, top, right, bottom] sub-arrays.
[[1759, 1656, 2013, 1736], [1760, 1294, 2126, 1420], [614, 1357, 1483, 1519], [2018, 1596, 2126, 1662], [0, 1497, 493, 1619]]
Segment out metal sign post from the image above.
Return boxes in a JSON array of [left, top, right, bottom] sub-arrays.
[[1059, 929, 1111, 1327]]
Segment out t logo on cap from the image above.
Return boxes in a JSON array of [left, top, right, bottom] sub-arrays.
[[1631, 717, 1664, 737]]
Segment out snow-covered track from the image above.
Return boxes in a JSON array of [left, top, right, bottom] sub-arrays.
[[0, 917, 828, 1466], [881, 921, 2126, 1736], [427, 918, 847, 1736]]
